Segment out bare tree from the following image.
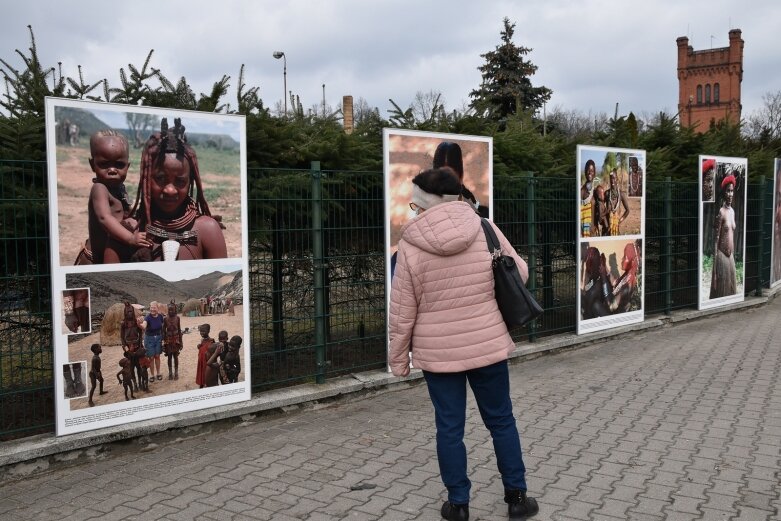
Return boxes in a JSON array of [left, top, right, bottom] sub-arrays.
[[411, 90, 445, 122], [745, 91, 781, 141], [547, 105, 610, 137], [351, 97, 378, 126], [126, 113, 159, 148]]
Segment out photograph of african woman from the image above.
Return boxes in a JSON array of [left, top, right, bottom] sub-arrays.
[[580, 238, 643, 320], [45, 98, 251, 436], [383, 129, 491, 256], [699, 156, 747, 309], [770, 158, 781, 287], [577, 146, 644, 239], [47, 99, 245, 265]]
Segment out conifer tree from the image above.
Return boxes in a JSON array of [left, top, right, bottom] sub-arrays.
[[469, 17, 552, 121]]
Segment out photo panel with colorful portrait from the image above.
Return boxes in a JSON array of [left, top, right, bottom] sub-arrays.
[[382, 129, 492, 366], [577, 146, 645, 240], [63, 264, 246, 412], [45, 98, 250, 435], [48, 100, 244, 266], [578, 237, 644, 333], [698, 155, 747, 310], [576, 145, 645, 335], [383, 129, 492, 255]]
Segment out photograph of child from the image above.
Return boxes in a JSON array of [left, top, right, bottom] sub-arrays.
[[576, 145, 645, 335], [64, 264, 246, 411], [46, 98, 250, 436], [50, 102, 244, 265], [699, 156, 747, 308]]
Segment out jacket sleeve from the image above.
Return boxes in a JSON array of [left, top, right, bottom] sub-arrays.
[[491, 221, 529, 284], [388, 244, 416, 377]]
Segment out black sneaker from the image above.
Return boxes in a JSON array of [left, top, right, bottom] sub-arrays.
[[441, 501, 470, 521], [505, 489, 539, 519]]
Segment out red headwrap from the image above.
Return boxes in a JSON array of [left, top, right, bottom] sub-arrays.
[[721, 174, 736, 190], [702, 159, 716, 172], [622, 242, 639, 286]]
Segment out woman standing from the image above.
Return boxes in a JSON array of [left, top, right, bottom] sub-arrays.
[[604, 170, 630, 236], [710, 174, 738, 298], [389, 168, 538, 521], [580, 160, 597, 237], [141, 301, 165, 381]]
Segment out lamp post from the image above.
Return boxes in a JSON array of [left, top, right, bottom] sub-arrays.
[[273, 51, 287, 116]]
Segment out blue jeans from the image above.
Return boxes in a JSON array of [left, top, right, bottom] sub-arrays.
[[423, 360, 527, 504]]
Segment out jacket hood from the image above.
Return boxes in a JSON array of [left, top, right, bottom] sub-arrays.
[[399, 201, 481, 256]]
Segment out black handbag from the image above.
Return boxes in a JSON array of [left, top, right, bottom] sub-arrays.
[[480, 219, 543, 329]]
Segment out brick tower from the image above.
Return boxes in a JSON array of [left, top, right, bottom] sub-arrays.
[[676, 29, 743, 131]]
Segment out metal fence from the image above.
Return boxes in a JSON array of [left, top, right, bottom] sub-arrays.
[[0, 160, 775, 439]]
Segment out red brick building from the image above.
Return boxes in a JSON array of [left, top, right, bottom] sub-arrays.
[[676, 29, 744, 131]]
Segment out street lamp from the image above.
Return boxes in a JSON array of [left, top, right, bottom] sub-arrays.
[[273, 51, 287, 116]]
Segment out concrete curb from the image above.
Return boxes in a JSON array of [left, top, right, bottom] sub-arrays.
[[1, 289, 778, 479]]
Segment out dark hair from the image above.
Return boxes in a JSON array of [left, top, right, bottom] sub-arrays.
[[130, 118, 211, 229], [412, 168, 462, 197], [584, 159, 596, 174], [433, 142, 464, 179], [90, 343, 101, 354]]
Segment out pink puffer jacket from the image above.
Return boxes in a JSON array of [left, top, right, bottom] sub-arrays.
[[389, 201, 529, 376]]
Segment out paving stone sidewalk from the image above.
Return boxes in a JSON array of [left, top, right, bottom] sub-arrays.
[[1, 298, 780, 521]]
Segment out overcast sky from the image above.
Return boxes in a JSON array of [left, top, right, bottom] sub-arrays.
[[2, 1, 778, 122]]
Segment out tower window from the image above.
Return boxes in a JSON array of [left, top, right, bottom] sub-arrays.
[[705, 84, 711, 103], [714, 83, 720, 103], [697, 85, 703, 104]]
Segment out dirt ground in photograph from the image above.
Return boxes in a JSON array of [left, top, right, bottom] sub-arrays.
[[621, 196, 642, 236], [67, 306, 245, 410], [55, 145, 242, 266]]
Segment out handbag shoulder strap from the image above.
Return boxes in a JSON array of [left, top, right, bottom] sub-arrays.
[[480, 218, 501, 257]]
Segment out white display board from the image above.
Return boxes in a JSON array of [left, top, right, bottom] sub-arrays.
[[576, 145, 646, 335], [45, 98, 250, 435], [698, 155, 747, 309]]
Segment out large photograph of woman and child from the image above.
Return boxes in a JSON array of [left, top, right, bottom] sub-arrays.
[[45, 98, 250, 436], [576, 145, 645, 334], [699, 156, 747, 309], [771, 158, 781, 288]]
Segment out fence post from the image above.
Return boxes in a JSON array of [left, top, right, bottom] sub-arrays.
[[311, 161, 327, 383], [271, 201, 286, 351], [664, 176, 672, 315], [756, 175, 766, 296], [526, 172, 537, 341]]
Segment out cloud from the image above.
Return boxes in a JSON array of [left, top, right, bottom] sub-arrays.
[[2, 0, 779, 120]]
